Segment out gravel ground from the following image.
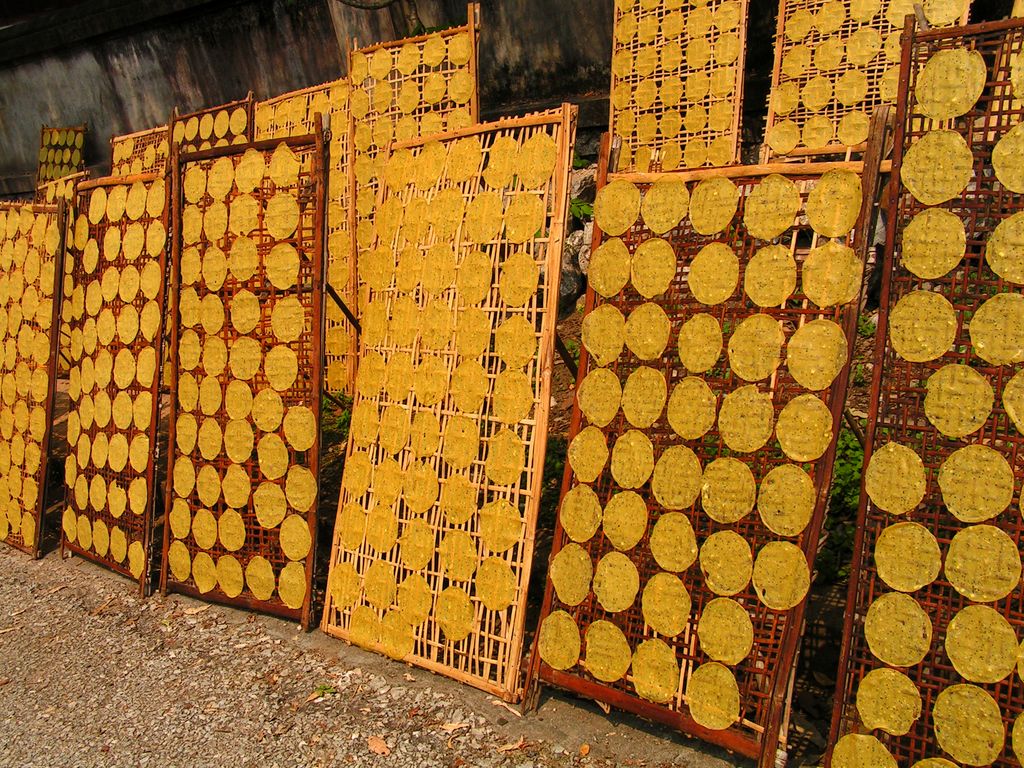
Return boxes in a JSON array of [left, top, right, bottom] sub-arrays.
[[0, 547, 744, 768]]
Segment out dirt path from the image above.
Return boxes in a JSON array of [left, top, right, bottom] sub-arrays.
[[0, 547, 743, 768]]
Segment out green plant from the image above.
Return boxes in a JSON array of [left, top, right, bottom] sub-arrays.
[[539, 436, 568, 530], [311, 683, 337, 697], [852, 364, 867, 387], [830, 428, 864, 520], [573, 152, 589, 170], [321, 393, 352, 447], [564, 339, 580, 365], [857, 315, 877, 338], [817, 427, 865, 583], [570, 197, 593, 221]]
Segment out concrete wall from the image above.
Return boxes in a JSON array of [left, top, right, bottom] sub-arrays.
[[0, 0, 618, 195], [0, 0, 362, 193], [0, 0, 1016, 195]]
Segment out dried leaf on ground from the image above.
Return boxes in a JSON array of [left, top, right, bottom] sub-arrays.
[[490, 698, 522, 717], [367, 735, 391, 755], [497, 738, 526, 753]]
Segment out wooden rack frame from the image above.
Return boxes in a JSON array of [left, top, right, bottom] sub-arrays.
[[763, 0, 971, 161], [0, 200, 69, 558], [160, 130, 326, 627], [36, 124, 87, 187], [829, 16, 1024, 768], [60, 172, 170, 592], [609, 0, 749, 172], [170, 94, 255, 155], [532, 113, 886, 766], [322, 105, 578, 701]]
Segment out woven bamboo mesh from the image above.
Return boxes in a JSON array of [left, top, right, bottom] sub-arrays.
[[254, 82, 335, 139], [36, 171, 87, 374], [764, 0, 971, 160], [36, 125, 87, 185], [829, 18, 1024, 768], [60, 175, 169, 585], [322, 106, 577, 701], [255, 79, 358, 395], [0, 202, 67, 556], [161, 137, 324, 626], [110, 125, 171, 178], [35, 171, 85, 206], [610, 0, 748, 173], [348, 5, 481, 316], [170, 95, 255, 155], [535, 158, 879, 764]]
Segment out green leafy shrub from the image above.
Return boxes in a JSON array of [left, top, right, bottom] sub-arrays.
[[817, 428, 864, 583]]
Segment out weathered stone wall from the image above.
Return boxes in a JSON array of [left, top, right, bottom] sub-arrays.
[[0, 0, 1015, 195], [0, 0, 361, 193], [0, 0, 617, 195]]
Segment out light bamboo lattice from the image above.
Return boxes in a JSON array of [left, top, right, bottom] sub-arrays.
[[830, 17, 1024, 768], [535, 156, 881, 766], [161, 136, 325, 626], [61, 174, 169, 586], [764, 0, 971, 159], [111, 125, 171, 177], [255, 79, 358, 395], [0, 202, 67, 556], [610, 0, 748, 172], [37, 171, 86, 374], [349, 5, 481, 305], [322, 106, 577, 701]]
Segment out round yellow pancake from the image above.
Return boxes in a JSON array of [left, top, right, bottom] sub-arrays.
[[686, 662, 739, 731], [864, 591, 932, 667], [855, 668, 922, 736], [801, 241, 862, 307], [945, 604, 1018, 684], [915, 48, 986, 120], [864, 441, 926, 515], [688, 242, 738, 305], [830, 735, 896, 768], [945, 524, 1021, 602], [932, 684, 1005, 767], [751, 541, 810, 609], [699, 530, 752, 596], [550, 542, 593, 606], [697, 597, 753, 665], [889, 290, 957, 363], [648, 512, 698, 572], [676, 313, 722, 373], [583, 620, 631, 683], [728, 313, 783, 382], [718, 385, 773, 453], [610, 429, 654, 489], [641, 572, 690, 638], [807, 170, 862, 238], [901, 129, 974, 205], [538, 610, 581, 671], [594, 179, 640, 237], [985, 210, 1024, 282], [874, 522, 941, 593], [970, 292, 1024, 365], [744, 175, 800, 241], [689, 176, 739, 235], [757, 464, 815, 537]]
